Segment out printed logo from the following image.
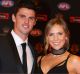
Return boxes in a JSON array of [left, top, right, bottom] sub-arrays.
[[37, 14, 48, 21], [30, 29, 42, 36], [70, 16, 80, 23], [0, 12, 9, 20], [57, 2, 71, 11], [0, 0, 14, 7]]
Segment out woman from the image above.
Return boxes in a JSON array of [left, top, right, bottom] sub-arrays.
[[37, 16, 80, 74]]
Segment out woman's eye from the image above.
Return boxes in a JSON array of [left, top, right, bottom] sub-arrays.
[[58, 32, 63, 35], [49, 33, 54, 36]]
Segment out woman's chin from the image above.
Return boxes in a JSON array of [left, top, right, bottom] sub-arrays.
[[53, 47, 61, 50]]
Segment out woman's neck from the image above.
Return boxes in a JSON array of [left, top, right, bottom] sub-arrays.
[[51, 47, 67, 55]]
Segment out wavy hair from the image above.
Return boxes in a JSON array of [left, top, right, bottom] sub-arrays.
[[44, 15, 70, 54]]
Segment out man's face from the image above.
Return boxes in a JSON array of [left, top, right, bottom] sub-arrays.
[[12, 8, 36, 36]]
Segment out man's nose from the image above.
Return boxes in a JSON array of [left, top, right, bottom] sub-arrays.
[[24, 18, 29, 23]]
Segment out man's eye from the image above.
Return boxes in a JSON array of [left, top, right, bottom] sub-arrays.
[[19, 15, 26, 18], [29, 17, 36, 20]]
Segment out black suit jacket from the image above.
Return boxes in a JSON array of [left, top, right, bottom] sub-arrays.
[[0, 32, 38, 74]]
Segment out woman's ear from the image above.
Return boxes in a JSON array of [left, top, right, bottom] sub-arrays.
[[65, 37, 68, 40]]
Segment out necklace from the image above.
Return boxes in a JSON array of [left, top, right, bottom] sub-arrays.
[[51, 47, 67, 55]]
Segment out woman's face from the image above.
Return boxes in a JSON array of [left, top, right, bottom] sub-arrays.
[[47, 24, 67, 50]]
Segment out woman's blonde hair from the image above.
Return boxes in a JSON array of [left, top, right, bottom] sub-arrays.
[[44, 15, 70, 54]]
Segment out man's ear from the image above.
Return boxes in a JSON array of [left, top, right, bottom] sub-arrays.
[[33, 19, 37, 26], [12, 14, 16, 22]]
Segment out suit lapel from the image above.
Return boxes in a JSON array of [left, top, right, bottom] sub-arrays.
[[6, 32, 37, 74], [6, 32, 24, 73], [28, 43, 34, 73], [28, 42, 37, 74]]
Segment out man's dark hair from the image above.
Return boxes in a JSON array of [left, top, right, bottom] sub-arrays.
[[13, 0, 36, 16]]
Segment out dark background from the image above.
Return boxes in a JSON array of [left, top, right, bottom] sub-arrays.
[[0, 0, 80, 55]]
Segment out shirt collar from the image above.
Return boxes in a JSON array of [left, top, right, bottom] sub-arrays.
[[11, 30, 28, 46]]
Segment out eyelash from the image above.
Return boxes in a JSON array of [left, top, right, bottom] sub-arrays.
[[49, 33, 63, 36], [19, 15, 36, 21], [58, 33, 63, 35]]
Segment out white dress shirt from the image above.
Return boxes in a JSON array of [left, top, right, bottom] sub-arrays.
[[11, 30, 34, 74]]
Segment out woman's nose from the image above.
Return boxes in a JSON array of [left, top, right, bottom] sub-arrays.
[[54, 35, 58, 40]]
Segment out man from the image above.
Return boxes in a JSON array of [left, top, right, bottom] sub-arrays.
[[0, 1, 37, 74]]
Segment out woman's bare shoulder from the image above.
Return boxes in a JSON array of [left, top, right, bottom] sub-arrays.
[[67, 54, 80, 73], [69, 54, 80, 62]]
